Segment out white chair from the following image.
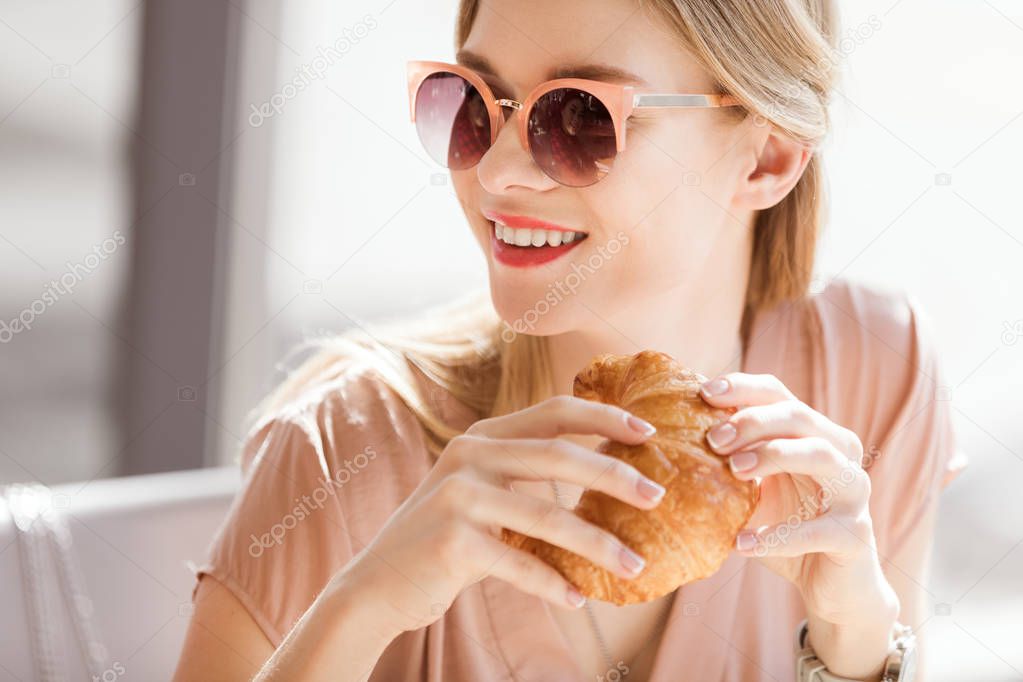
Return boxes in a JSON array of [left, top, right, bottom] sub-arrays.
[[0, 467, 240, 681]]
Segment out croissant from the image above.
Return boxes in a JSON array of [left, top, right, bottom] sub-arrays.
[[501, 350, 759, 605]]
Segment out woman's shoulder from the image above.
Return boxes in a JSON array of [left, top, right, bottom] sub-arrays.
[[750, 277, 940, 410], [198, 356, 453, 645], [806, 277, 945, 417], [810, 277, 925, 363], [241, 352, 474, 477], [243, 359, 414, 462]]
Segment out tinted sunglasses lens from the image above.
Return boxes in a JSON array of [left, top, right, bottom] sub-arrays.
[[527, 88, 616, 187], [414, 72, 491, 170]]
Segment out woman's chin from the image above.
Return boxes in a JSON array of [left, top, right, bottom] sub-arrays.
[[488, 287, 585, 340]]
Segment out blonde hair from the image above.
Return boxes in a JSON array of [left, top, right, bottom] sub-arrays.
[[256, 0, 840, 455]]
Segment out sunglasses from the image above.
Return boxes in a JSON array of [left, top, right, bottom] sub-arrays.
[[407, 60, 742, 188]]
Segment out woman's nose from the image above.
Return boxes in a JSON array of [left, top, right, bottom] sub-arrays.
[[475, 109, 559, 194]]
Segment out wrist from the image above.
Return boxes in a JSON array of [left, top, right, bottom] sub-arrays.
[[806, 601, 899, 680], [324, 560, 404, 651]]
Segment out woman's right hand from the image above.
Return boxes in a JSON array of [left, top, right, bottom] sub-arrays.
[[335, 395, 667, 638]]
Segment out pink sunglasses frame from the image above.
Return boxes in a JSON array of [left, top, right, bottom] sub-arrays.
[[407, 60, 742, 162]]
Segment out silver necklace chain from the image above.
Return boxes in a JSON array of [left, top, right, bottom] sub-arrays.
[[550, 479, 617, 674]]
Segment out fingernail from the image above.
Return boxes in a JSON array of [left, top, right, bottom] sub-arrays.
[[707, 422, 737, 449], [620, 546, 646, 575], [626, 414, 657, 437], [566, 585, 586, 608], [636, 476, 666, 502], [735, 531, 758, 552], [729, 451, 757, 473], [701, 378, 730, 397]]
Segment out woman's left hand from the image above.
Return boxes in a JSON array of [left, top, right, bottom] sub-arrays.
[[700, 372, 899, 676]]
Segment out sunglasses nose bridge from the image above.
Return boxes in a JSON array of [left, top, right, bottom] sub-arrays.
[[493, 98, 530, 152]]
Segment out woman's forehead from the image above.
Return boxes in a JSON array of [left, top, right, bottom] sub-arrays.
[[459, 0, 711, 93]]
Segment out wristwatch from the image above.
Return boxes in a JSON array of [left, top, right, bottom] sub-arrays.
[[795, 619, 917, 682]]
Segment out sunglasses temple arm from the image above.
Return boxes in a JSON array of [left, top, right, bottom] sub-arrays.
[[631, 94, 740, 108]]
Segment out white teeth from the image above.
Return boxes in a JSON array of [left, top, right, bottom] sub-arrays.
[[493, 222, 586, 247]]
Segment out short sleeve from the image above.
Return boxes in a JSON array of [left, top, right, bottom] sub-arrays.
[[857, 292, 967, 552], [192, 366, 435, 646]]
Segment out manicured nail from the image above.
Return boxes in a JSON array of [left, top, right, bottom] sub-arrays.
[[626, 414, 657, 437], [620, 546, 646, 575], [707, 422, 737, 449], [701, 377, 730, 397], [566, 585, 586, 608], [735, 531, 758, 552], [636, 476, 666, 502], [729, 451, 757, 473]]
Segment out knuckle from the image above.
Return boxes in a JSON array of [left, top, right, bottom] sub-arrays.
[[545, 395, 575, 413], [853, 468, 873, 499], [463, 419, 489, 436], [435, 473, 475, 510], [766, 373, 794, 398], [756, 440, 787, 472], [844, 429, 864, 461], [444, 434, 475, 465], [850, 512, 875, 542], [788, 400, 815, 428], [817, 438, 845, 466], [733, 409, 762, 433]]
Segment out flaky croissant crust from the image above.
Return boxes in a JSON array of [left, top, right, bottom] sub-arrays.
[[502, 350, 759, 605]]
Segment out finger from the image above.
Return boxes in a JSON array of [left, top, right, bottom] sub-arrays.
[[706, 400, 862, 460], [727, 437, 869, 511], [700, 372, 795, 407], [449, 435, 665, 509], [462, 483, 647, 581], [735, 514, 875, 561], [465, 395, 656, 444], [477, 533, 588, 610]]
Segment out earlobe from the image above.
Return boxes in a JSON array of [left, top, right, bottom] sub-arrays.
[[736, 130, 813, 211]]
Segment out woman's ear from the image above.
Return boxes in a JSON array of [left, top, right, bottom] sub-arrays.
[[733, 127, 812, 211]]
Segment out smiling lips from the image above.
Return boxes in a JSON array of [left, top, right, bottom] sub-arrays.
[[483, 210, 588, 268]]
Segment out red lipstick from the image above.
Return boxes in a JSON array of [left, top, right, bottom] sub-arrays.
[[483, 210, 588, 268], [483, 211, 578, 233]]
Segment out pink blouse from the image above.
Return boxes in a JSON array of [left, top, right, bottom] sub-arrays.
[[193, 279, 965, 680]]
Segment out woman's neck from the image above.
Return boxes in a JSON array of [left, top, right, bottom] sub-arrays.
[[545, 276, 749, 397]]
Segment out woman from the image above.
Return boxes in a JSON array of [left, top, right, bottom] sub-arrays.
[[175, 0, 963, 679]]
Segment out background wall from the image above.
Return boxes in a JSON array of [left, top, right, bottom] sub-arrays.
[[0, 0, 1020, 679]]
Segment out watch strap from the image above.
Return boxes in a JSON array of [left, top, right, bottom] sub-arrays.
[[795, 620, 864, 682], [794, 619, 917, 682]]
